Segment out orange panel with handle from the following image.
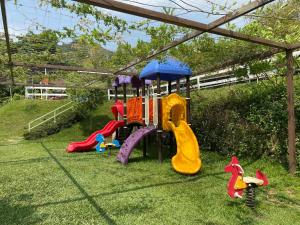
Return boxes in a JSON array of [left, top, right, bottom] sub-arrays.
[[127, 97, 143, 124]]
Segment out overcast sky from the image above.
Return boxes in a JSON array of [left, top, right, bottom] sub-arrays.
[[1, 0, 253, 51]]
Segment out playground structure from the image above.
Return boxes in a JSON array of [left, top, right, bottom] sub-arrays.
[[114, 58, 201, 174], [224, 156, 269, 208], [0, 0, 298, 175], [67, 58, 201, 174]]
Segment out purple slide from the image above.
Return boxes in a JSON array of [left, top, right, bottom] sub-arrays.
[[117, 126, 156, 164]]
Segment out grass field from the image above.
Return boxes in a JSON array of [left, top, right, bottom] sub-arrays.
[[0, 99, 299, 225]]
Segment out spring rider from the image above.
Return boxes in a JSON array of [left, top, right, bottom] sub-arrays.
[[95, 134, 120, 154], [224, 156, 269, 208]]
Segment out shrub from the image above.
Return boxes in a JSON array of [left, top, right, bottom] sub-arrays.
[[191, 81, 300, 164], [67, 88, 105, 109], [0, 85, 25, 106], [12, 94, 24, 101], [24, 102, 40, 113], [24, 108, 79, 140]]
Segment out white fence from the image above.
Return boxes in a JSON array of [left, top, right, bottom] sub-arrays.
[[107, 50, 300, 100], [25, 86, 68, 100], [107, 69, 265, 100]]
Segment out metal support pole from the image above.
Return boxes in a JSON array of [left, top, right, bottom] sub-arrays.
[[157, 74, 162, 163], [25, 87, 28, 99], [114, 86, 118, 102], [54, 110, 56, 123], [168, 80, 172, 95], [286, 50, 297, 174], [142, 79, 146, 124], [142, 78, 146, 157], [168, 80, 173, 155], [114, 86, 119, 139], [107, 89, 111, 100], [186, 76, 191, 125], [176, 79, 180, 93], [123, 83, 128, 136], [197, 77, 200, 89], [146, 84, 150, 97]]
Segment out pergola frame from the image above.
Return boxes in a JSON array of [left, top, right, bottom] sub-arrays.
[[0, 0, 14, 85], [113, 0, 278, 74], [12, 62, 137, 76], [0, 0, 298, 173]]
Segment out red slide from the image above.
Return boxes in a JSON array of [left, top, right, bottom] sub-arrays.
[[67, 120, 125, 153]]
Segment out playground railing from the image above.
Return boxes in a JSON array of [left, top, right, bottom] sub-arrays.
[[28, 101, 75, 132], [107, 69, 270, 100]]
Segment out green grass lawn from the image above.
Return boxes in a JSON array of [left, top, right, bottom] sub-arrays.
[[0, 141, 299, 225], [0, 99, 299, 225]]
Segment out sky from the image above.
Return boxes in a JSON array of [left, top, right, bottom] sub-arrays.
[[1, 0, 252, 51]]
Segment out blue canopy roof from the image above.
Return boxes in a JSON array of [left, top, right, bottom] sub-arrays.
[[139, 58, 192, 81]]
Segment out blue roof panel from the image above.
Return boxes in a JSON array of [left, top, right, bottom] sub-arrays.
[[139, 58, 192, 81]]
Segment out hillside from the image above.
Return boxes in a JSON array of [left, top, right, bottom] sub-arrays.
[[57, 41, 113, 69], [0, 99, 70, 144], [42, 100, 114, 143]]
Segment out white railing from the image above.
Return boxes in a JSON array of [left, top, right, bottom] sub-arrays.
[[25, 86, 68, 100], [28, 101, 75, 132], [107, 49, 300, 100], [107, 69, 267, 100]]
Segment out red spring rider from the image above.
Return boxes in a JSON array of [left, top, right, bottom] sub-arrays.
[[224, 156, 269, 208]]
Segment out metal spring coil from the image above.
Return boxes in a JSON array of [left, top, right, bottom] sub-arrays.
[[246, 184, 256, 208]]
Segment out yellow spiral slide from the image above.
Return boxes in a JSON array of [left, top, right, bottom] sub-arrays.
[[162, 93, 201, 174]]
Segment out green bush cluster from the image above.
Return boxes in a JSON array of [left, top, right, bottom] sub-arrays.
[[0, 85, 24, 106], [24, 108, 79, 140], [24, 88, 105, 140], [191, 81, 300, 164]]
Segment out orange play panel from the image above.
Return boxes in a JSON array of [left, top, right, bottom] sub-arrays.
[[127, 97, 153, 124]]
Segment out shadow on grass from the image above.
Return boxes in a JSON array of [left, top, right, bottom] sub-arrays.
[[225, 200, 244, 207], [128, 156, 155, 163], [33, 178, 201, 209], [79, 115, 112, 137], [226, 200, 261, 225], [0, 157, 50, 165], [40, 142, 117, 225], [194, 219, 224, 225], [0, 197, 42, 225], [32, 164, 208, 207], [35, 168, 229, 209], [275, 194, 300, 206], [236, 213, 257, 225]]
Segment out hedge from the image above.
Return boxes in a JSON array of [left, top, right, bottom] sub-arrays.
[[191, 81, 300, 166]]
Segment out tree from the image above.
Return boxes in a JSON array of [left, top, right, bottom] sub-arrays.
[[107, 0, 300, 76]]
